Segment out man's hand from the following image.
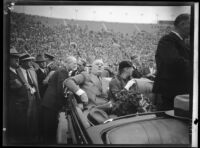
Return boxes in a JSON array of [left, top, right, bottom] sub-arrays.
[[76, 89, 88, 103], [80, 92, 88, 103], [42, 79, 48, 85], [125, 79, 136, 90]]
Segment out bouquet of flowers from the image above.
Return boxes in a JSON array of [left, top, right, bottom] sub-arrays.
[[111, 89, 154, 116]]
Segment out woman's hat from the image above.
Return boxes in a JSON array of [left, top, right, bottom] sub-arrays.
[[35, 54, 48, 62], [119, 61, 133, 71]]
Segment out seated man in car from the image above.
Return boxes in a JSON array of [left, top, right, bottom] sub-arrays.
[[109, 60, 152, 116], [63, 59, 109, 109]]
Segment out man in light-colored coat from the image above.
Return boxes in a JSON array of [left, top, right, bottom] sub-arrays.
[[63, 59, 109, 108]]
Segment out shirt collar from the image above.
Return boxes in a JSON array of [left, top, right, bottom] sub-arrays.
[[171, 31, 183, 40], [10, 67, 17, 74], [39, 68, 45, 73]]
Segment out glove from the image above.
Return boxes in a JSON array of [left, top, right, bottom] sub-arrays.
[[124, 79, 136, 90]]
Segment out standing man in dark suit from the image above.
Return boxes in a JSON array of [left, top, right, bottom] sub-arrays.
[[153, 14, 192, 111], [41, 56, 82, 144], [7, 47, 24, 144], [35, 54, 48, 99], [7, 49, 40, 144]]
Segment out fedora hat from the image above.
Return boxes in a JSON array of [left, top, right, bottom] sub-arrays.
[[87, 107, 109, 125], [20, 53, 35, 61], [35, 54, 48, 62], [165, 94, 190, 120], [10, 47, 21, 57]]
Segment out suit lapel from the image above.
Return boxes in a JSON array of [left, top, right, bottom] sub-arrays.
[[10, 69, 18, 76], [16, 68, 28, 84], [29, 69, 38, 87]]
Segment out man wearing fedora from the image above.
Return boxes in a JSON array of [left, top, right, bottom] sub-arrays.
[[35, 54, 48, 99], [7, 47, 24, 144], [7, 49, 40, 144], [17, 53, 41, 143]]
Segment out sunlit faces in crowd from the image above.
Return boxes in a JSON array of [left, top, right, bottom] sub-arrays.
[[91, 59, 104, 76]]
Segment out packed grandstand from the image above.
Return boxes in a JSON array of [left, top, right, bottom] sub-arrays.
[[10, 12, 173, 73]]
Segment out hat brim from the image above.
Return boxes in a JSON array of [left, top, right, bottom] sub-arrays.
[[164, 110, 190, 120], [10, 53, 21, 57], [35, 60, 47, 62], [21, 57, 35, 61]]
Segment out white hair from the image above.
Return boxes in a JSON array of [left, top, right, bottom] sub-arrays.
[[92, 59, 104, 65], [65, 56, 77, 64]]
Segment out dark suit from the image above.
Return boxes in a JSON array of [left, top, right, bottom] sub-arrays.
[[153, 32, 192, 110], [7, 67, 40, 144], [36, 68, 48, 99], [41, 68, 69, 144], [132, 66, 142, 78]]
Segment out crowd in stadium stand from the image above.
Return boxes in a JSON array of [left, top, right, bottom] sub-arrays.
[[10, 12, 173, 74]]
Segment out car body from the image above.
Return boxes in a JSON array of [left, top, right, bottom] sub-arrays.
[[65, 93, 191, 145], [63, 77, 191, 145]]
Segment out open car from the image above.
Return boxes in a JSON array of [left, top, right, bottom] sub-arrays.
[[63, 78, 191, 145]]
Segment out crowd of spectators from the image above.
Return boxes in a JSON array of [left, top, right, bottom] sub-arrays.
[[10, 12, 173, 73]]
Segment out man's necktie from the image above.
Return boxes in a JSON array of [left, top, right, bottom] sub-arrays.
[[26, 70, 34, 86], [97, 76, 103, 93]]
